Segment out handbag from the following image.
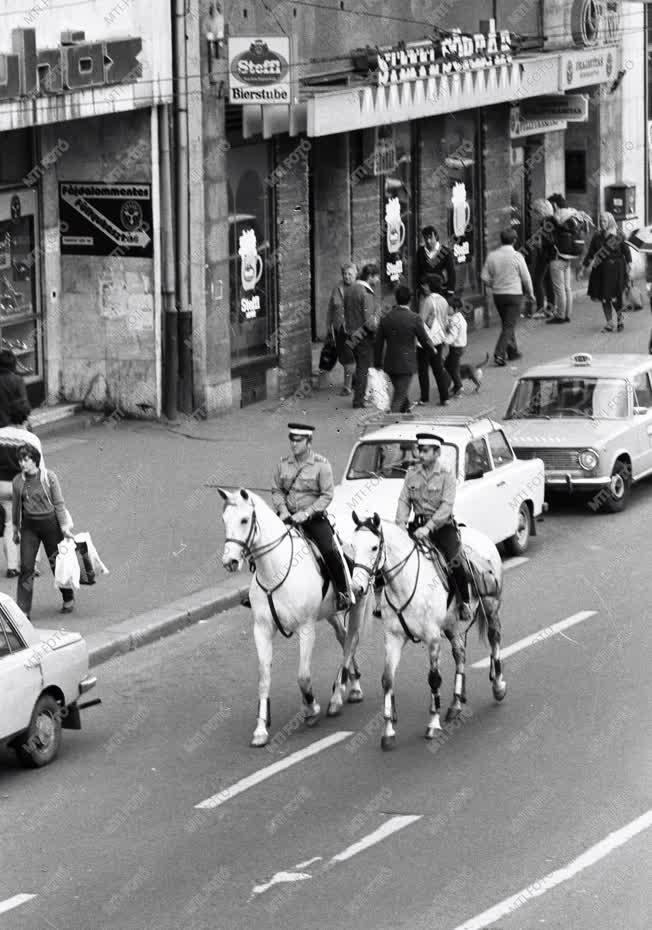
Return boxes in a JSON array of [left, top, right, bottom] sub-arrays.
[[318, 327, 338, 372], [623, 284, 643, 312], [75, 541, 96, 585]]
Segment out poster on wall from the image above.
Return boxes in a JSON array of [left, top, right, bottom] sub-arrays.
[[228, 36, 291, 104], [59, 182, 153, 257]]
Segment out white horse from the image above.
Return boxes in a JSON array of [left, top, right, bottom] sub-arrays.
[[219, 488, 369, 747], [350, 512, 506, 750]]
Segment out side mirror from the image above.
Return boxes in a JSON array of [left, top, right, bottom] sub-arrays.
[[465, 468, 485, 481], [633, 406, 648, 415]]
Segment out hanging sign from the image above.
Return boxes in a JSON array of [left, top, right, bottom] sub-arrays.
[[59, 182, 152, 257], [559, 47, 616, 90], [521, 94, 589, 122], [510, 106, 567, 138], [228, 37, 291, 104]]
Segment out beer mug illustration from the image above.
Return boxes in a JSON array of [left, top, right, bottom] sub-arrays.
[[385, 197, 406, 254], [451, 182, 471, 237], [239, 228, 263, 292]]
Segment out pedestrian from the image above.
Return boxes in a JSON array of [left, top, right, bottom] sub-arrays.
[[0, 348, 31, 427], [546, 193, 590, 324], [481, 229, 535, 367], [374, 284, 435, 413], [343, 263, 380, 409], [0, 425, 43, 578], [579, 212, 632, 333], [12, 444, 75, 619], [326, 262, 357, 395], [444, 297, 467, 398], [415, 275, 451, 407], [416, 226, 456, 297], [528, 198, 556, 319]]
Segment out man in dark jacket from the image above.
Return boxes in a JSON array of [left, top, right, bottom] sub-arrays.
[[343, 263, 380, 409], [415, 226, 456, 297], [374, 284, 436, 412], [0, 349, 31, 427]]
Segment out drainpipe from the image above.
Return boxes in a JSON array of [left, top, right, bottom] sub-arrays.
[[174, 0, 193, 414], [160, 103, 178, 421]]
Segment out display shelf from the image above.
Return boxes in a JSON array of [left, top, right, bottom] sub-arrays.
[[0, 311, 36, 326]]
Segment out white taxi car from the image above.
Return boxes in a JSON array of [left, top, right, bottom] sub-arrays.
[[0, 593, 100, 768], [503, 352, 652, 513], [329, 414, 545, 555]]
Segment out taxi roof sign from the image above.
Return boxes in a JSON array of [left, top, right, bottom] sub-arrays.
[[571, 352, 592, 366]]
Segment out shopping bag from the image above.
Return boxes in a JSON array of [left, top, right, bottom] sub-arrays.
[[54, 540, 81, 591], [73, 532, 110, 577], [318, 330, 338, 372], [75, 541, 96, 585], [364, 367, 393, 413], [623, 285, 643, 312]]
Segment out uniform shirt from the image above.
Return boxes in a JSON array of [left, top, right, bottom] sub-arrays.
[[395, 460, 456, 531], [271, 450, 334, 518], [481, 244, 534, 298]]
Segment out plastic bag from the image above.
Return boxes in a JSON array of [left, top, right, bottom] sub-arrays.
[[73, 532, 110, 577], [364, 367, 393, 413], [623, 285, 643, 312], [54, 540, 81, 591]]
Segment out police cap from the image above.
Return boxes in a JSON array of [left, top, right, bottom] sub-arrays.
[[415, 432, 442, 448], [288, 422, 315, 439]]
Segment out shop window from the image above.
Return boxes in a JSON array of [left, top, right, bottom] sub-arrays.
[[379, 123, 413, 306], [227, 142, 278, 367], [565, 150, 587, 193], [439, 112, 482, 297]]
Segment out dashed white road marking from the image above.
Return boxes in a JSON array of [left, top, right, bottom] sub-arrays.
[[451, 808, 652, 930], [471, 611, 596, 669], [330, 814, 422, 863], [195, 731, 352, 809], [502, 556, 529, 571], [0, 894, 36, 915], [251, 870, 312, 897]]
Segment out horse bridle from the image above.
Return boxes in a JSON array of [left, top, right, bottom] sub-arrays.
[[224, 504, 290, 565]]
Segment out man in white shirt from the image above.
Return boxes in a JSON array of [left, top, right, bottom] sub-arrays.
[[481, 229, 534, 366], [415, 275, 451, 406]]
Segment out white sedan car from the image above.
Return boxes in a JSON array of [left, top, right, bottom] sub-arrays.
[[329, 415, 545, 555], [0, 593, 99, 768]]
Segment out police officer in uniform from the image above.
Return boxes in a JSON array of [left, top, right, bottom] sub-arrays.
[[395, 432, 472, 621], [270, 422, 351, 612]]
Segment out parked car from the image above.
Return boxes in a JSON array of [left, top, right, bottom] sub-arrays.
[[329, 414, 545, 556], [503, 352, 652, 513], [0, 593, 100, 768]]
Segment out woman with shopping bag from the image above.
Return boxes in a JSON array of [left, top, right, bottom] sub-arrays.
[[12, 444, 75, 618]]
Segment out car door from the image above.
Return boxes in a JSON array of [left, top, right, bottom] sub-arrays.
[[0, 609, 41, 740], [456, 437, 501, 541], [631, 370, 652, 476], [486, 428, 519, 542]]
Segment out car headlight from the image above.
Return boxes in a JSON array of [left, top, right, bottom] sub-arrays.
[[578, 448, 599, 471]]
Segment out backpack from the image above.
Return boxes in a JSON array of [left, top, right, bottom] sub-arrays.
[[555, 214, 586, 259]]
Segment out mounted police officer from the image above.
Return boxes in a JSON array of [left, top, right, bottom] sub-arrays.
[[270, 422, 351, 612], [395, 432, 472, 622]]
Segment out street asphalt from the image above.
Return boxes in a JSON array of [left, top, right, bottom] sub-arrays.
[[0, 289, 650, 671], [1, 476, 650, 929]]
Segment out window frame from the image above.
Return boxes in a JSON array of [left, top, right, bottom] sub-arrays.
[[464, 437, 493, 480], [0, 605, 27, 656], [487, 429, 515, 469], [632, 370, 652, 408]]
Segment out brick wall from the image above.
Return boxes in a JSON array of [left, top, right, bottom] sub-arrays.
[[483, 105, 512, 253], [275, 136, 312, 397]]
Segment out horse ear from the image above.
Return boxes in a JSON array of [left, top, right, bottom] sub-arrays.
[[372, 513, 381, 528], [239, 488, 250, 500], [216, 487, 229, 500], [352, 511, 360, 526]]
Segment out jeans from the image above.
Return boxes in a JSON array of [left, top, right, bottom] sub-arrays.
[[549, 258, 573, 320], [388, 373, 412, 412], [445, 346, 465, 392], [532, 253, 554, 313], [493, 294, 522, 361], [17, 513, 74, 617], [352, 336, 374, 407], [417, 345, 450, 403]]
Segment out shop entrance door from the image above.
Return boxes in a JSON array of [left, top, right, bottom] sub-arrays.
[[0, 189, 44, 408]]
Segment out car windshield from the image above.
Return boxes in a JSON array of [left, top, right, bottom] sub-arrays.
[[346, 440, 458, 479], [505, 377, 629, 420]]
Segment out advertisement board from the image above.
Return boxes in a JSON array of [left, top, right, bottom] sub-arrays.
[[228, 37, 291, 105], [59, 182, 153, 257], [521, 95, 589, 122]]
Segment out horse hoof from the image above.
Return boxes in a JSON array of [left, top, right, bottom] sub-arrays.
[[251, 732, 269, 748], [425, 727, 440, 740], [381, 735, 396, 751], [445, 706, 461, 724], [347, 689, 364, 704], [304, 704, 321, 727], [493, 681, 507, 702], [327, 702, 342, 717]]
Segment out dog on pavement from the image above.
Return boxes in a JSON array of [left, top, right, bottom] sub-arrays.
[[457, 352, 489, 392]]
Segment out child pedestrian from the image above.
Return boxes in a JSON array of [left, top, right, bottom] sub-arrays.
[[444, 298, 467, 398], [12, 444, 75, 619]]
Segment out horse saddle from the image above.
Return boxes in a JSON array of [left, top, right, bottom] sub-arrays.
[[415, 538, 454, 605]]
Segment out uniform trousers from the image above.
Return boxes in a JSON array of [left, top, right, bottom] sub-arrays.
[[299, 513, 348, 595], [409, 516, 469, 602]]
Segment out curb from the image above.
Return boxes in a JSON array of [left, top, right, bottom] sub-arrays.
[[86, 577, 249, 668]]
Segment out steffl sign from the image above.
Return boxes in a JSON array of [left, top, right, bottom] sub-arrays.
[[228, 37, 291, 105], [376, 19, 512, 87], [0, 28, 142, 101]]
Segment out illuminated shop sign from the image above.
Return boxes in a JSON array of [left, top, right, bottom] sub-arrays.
[[0, 28, 142, 101], [376, 19, 512, 87]]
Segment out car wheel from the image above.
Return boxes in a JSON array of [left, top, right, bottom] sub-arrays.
[[505, 502, 531, 556], [599, 461, 631, 514], [16, 694, 63, 768]]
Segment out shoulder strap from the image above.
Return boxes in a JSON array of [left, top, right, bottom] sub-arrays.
[[284, 462, 309, 495]]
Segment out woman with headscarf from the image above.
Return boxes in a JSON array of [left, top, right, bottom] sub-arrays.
[[580, 212, 632, 333]]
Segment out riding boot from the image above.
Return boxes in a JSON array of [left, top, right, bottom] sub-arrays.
[[451, 563, 471, 620], [323, 549, 352, 610]]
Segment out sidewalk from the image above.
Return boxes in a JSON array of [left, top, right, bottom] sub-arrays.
[[6, 291, 649, 667]]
